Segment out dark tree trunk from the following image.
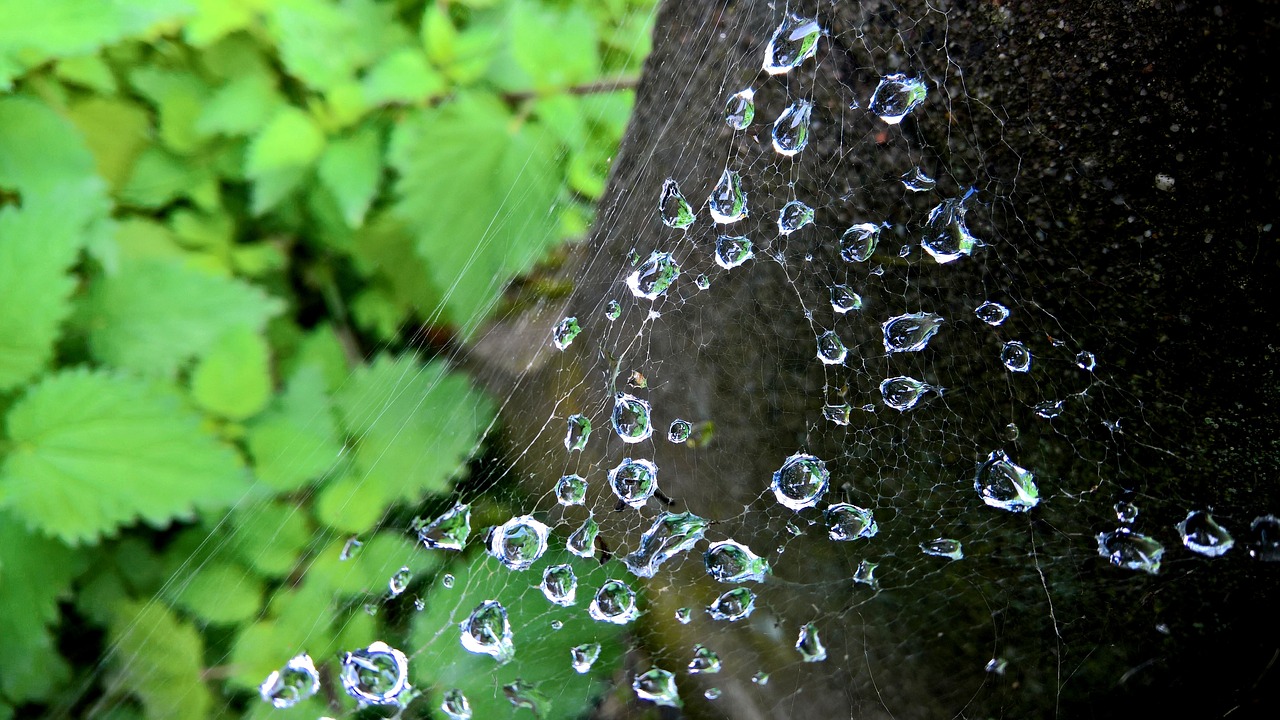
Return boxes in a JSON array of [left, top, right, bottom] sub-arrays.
[[472, 1, 1278, 717]]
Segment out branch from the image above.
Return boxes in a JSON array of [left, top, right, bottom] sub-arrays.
[[502, 76, 639, 103]]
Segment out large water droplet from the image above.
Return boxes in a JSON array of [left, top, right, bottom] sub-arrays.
[[1177, 510, 1234, 557], [707, 587, 756, 621], [1001, 341, 1032, 372], [551, 316, 581, 350], [416, 503, 471, 551], [555, 474, 587, 506], [668, 419, 692, 443], [869, 73, 927, 124], [460, 600, 514, 663], [571, 643, 602, 673], [824, 402, 852, 425], [487, 515, 550, 571], [689, 645, 722, 674], [340, 642, 410, 705], [974, 301, 1009, 325], [624, 511, 710, 578], [704, 539, 770, 583], [590, 579, 639, 624], [762, 14, 822, 74], [901, 167, 937, 192], [608, 457, 659, 508], [1097, 528, 1164, 574], [611, 392, 652, 443], [853, 559, 879, 588], [921, 538, 964, 560], [975, 449, 1040, 512], [725, 88, 755, 129], [658, 178, 695, 229], [816, 330, 848, 365], [922, 190, 980, 263], [708, 168, 747, 223], [567, 515, 599, 558], [883, 312, 944, 353], [825, 503, 878, 541], [715, 235, 754, 269], [831, 284, 863, 313], [778, 200, 814, 234], [626, 251, 680, 300], [772, 452, 830, 510], [565, 413, 591, 452], [772, 100, 813, 156], [441, 688, 472, 720], [880, 376, 936, 411], [840, 223, 881, 262], [1247, 515, 1280, 561], [387, 567, 411, 597], [796, 623, 827, 662], [259, 653, 320, 708], [633, 668, 681, 707], [541, 564, 578, 606]]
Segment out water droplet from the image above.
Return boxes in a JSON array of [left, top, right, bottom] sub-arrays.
[[608, 457, 659, 508], [1004, 422, 1020, 440], [668, 419, 692, 443], [541, 564, 578, 606], [441, 688, 472, 720], [705, 688, 722, 700], [689, 645, 722, 674], [550, 619, 563, 630], [1001, 341, 1032, 372], [555, 474, 587, 506], [695, 273, 711, 290], [901, 167, 937, 192], [772, 100, 813, 156], [551, 317, 581, 350], [441, 573, 455, 589], [1076, 350, 1098, 371], [675, 607, 692, 624], [778, 200, 815, 234], [715, 235, 754, 269], [487, 515, 550, 571], [340, 642, 410, 705], [460, 600, 514, 663], [708, 168, 748, 223], [772, 452, 830, 510], [503, 680, 547, 715], [1097, 528, 1164, 573], [340, 536, 363, 561], [830, 285, 863, 314], [416, 503, 471, 551], [725, 88, 756, 129], [633, 668, 681, 707], [853, 559, 879, 588], [363, 602, 379, 616], [825, 503, 878, 541], [883, 312, 944, 353], [763, 14, 821, 74], [796, 623, 827, 662], [707, 587, 756, 621], [824, 402, 852, 425], [920, 538, 964, 560], [704, 539, 770, 583], [387, 567, 411, 597], [565, 414, 592, 452], [414, 597, 425, 611], [624, 511, 710, 578], [259, 653, 320, 708], [985, 658, 1009, 675], [880, 376, 936, 411], [626, 251, 680, 300], [1247, 515, 1280, 561], [752, 671, 770, 685], [611, 393, 652, 443], [839, 223, 881, 262], [1115, 501, 1139, 524], [571, 643, 602, 673], [605, 300, 621, 320], [659, 178, 695, 229], [975, 449, 1040, 512], [590, 579, 639, 624], [1177, 511, 1234, 557], [922, 190, 980, 263], [974, 301, 1009, 325], [869, 73, 927, 124], [567, 515, 599, 558], [816, 330, 848, 365], [1034, 399, 1064, 419]]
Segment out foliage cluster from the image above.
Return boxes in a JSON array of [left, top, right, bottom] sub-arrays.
[[0, 0, 652, 717]]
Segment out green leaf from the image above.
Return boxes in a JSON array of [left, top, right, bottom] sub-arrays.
[[185, 0, 264, 47], [64, 97, 152, 192], [245, 106, 325, 214], [196, 72, 283, 137], [108, 600, 213, 720], [493, 0, 600, 93], [421, 5, 500, 85], [0, 369, 250, 544], [316, 125, 381, 228], [167, 561, 263, 625], [0, 514, 83, 702], [55, 53, 117, 93], [266, 0, 406, 91], [226, 500, 313, 577], [190, 326, 273, 420], [129, 67, 212, 155], [362, 47, 445, 106], [85, 258, 284, 376], [246, 364, 342, 492], [117, 146, 218, 209], [388, 93, 562, 333]]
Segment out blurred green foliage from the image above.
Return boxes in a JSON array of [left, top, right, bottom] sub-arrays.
[[0, 0, 653, 717]]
